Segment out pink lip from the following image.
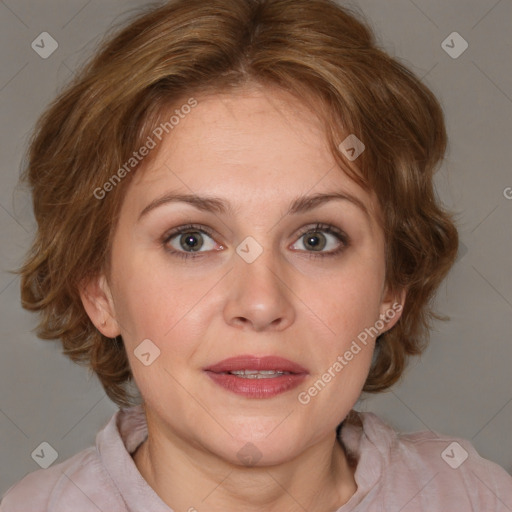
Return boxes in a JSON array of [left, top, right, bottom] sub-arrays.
[[203, 355, 308, 374], [203, 355, 308, 399]]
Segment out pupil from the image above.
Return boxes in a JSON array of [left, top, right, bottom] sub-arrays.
[[305, 232, 325, 251], [181, 232, 203, 251]]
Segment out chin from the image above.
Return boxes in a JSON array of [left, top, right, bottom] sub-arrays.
[[209, 424, 310, 467]]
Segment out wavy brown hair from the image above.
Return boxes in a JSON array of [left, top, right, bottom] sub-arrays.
[[18, 0, 458, 407]]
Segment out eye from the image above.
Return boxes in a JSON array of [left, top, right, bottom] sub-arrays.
[[161, 222, 349, 260], [290, 223, 349, 257], [162, 224, 222, 259]]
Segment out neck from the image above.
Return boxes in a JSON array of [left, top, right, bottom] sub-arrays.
[[133, 419, 357, 512]]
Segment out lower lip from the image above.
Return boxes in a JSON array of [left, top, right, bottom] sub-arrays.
[[205, 371, 307, 398]]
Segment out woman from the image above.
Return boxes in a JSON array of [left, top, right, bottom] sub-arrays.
[[2, 0, 511, 510]]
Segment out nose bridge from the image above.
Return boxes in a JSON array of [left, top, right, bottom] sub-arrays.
[[238, 238, 280, 290], [223, 235, 295, 331]]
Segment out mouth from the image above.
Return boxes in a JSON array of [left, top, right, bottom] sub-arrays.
[[221, 369, 293, 379], [203, 355, 308, 375], [203, 355, 308, 398]]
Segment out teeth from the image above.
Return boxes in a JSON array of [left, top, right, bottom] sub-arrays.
[[229, 370, 290, 378]]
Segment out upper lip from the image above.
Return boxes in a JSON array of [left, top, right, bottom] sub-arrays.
[[204, 355, 308, 374]]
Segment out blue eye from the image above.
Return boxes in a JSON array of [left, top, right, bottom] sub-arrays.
[[162, 223, 349, 260], [291, 223, 349, 258], [163, 224, 219, 259]]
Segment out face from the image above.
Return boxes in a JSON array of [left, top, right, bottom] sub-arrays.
[[83, 85, 403, 466]]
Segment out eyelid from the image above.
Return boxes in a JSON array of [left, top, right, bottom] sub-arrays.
[[162, 223, 217, 242], [161, 223, 222, 258], [289, 223, 350, 258], [295, 223, 349, 245]]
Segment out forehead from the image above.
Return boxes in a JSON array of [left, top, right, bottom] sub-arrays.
[[125, 86, 380, 224]]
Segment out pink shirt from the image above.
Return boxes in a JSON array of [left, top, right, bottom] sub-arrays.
[[1, 404, 511, 511]]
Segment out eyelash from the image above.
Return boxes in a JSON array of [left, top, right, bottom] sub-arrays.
[[161, 223, 350, 260]]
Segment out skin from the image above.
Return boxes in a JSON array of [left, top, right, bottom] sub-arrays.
[[81, 83, 405, 512]]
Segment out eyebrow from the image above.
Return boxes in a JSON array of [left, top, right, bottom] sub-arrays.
[[138, 191, 370, 221]]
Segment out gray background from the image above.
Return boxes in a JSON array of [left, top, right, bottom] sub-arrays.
[[0, 0, 511, 495]]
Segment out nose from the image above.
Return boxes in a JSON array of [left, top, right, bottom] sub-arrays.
[[222, 243, 296, 332]]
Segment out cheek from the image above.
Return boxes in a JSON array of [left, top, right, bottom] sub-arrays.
[[111, 268, 205, 397], [111, 253, 216, 355], [304, 258, 385, 342], [295, 268, 383, 416]]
